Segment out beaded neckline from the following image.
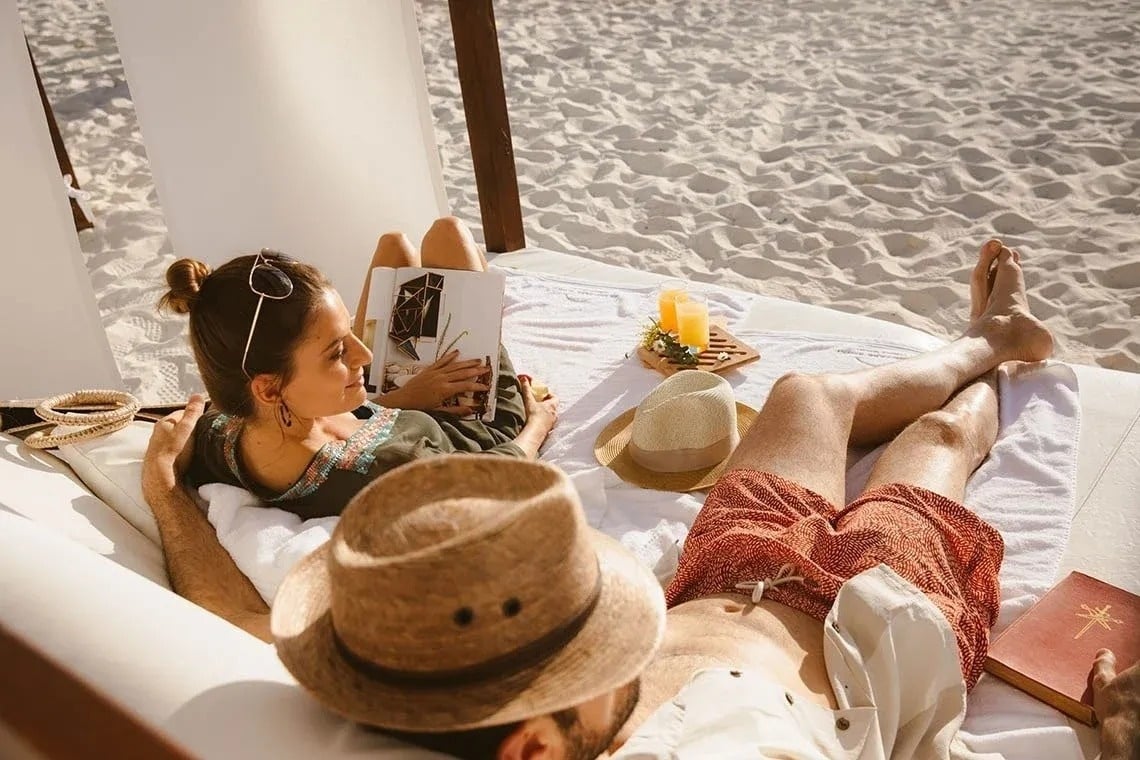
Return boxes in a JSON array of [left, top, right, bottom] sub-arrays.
[[212, 401, 399, 502]]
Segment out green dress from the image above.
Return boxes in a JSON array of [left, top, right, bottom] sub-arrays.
[[187, 348, 528, 520]]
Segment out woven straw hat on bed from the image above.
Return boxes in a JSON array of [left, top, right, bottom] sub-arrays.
[[594, 372, 757, 492], [272, 454, 665, 732]]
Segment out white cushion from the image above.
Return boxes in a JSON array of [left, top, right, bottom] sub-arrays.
[[202, 482, 337, 605], [0, 511, 436, 759], [0, 433, 168, 588], [51, 420, 160, 545]]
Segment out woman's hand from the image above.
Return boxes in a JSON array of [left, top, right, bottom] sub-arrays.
[[1092, 649, 1140, 759], [379, 350, 489, 416], [508, 377, 559, 460], [521, 376, 559, 435]]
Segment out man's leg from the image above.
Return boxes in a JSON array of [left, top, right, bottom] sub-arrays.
[[420, 216, 488, 272], [859, 371, 998, 502], [353, 231, 420, 339], [724, 240, 1051, 506]]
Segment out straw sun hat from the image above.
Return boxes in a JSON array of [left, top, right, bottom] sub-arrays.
[[594, 372, 758, 492], [272, 455, 666, 732]]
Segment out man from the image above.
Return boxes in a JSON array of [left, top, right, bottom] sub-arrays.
[[143, 240, 1139, 758]]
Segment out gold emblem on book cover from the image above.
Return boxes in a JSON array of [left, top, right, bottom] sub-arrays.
[[1074, 603, 1123, 640]]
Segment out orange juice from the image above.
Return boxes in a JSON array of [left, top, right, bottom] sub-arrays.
[[657, 289, 688, 332], [676, 298, 709, 351]]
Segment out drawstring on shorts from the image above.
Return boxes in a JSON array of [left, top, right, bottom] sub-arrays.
[[735, 564, 804, 604]]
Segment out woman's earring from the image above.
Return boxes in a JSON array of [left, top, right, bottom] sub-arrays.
[[279, 401, 293, 428]]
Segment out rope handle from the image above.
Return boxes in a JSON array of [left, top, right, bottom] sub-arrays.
[[20, 390, 141, 450]]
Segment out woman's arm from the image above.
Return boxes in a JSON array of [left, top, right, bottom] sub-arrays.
[[141, 395, 271, 643]]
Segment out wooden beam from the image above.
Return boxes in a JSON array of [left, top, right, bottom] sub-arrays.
[[26, 39, 93, 233], [448, 0, 525, 253], [0, 622, 194, 760]]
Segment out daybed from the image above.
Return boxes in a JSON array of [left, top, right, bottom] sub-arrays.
[[2, 248, 1138, 759], [3, 0, 1136, 756]]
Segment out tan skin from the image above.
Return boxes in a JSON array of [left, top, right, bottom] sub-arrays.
[[142, 240, 1139, 758]]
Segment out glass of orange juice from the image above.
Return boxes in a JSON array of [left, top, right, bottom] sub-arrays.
[[676, 294, 710, 352], [657, 286, 688, 333]]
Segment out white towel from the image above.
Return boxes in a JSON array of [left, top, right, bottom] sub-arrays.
[[201, 271, 1084, 758]]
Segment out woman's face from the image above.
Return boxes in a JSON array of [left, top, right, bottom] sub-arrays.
[[280, 289, 373, 419]]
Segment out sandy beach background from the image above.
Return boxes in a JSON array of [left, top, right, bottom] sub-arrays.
[[17, 0, 1140, 404]]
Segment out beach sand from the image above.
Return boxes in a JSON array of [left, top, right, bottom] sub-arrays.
[[18, 0, 1140, 403]]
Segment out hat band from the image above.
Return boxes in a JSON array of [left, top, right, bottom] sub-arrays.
[[628, 428, 739, 473], [331, 563, 603, 689]]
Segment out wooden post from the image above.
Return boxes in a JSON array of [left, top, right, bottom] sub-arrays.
[[26, 39, 93, 233], [448, 0, 525, 253]]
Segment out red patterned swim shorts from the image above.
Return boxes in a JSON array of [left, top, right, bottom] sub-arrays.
[[665, 469, 1004, 689]]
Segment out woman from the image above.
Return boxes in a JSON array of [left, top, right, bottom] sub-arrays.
[[159, 217, 559, 520]]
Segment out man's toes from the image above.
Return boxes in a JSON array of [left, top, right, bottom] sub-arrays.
[[992, 249, 1025, 298], [971, 240, 1004, 318], [976, 240, 1002, 278]]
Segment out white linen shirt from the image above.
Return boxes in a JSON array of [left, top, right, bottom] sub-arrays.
[[614, 564, 996, 760]]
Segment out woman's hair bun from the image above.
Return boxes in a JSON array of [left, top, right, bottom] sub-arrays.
[[158, 258, 212, 315]]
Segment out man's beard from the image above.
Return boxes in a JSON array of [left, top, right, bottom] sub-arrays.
[[563, 680, 641, 760]]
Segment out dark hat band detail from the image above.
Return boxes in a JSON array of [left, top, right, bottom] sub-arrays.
[[331, 563, 603, 689]]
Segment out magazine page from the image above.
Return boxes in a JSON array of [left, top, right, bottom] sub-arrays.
[[363, 266, 506, 422], [360, 266, 396, 389]]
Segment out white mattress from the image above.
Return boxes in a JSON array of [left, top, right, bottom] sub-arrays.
[[493, 247, 1140, 759]]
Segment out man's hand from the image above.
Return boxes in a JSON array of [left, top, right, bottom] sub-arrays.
[[1091, 648, 1140, 759], [381, 350, 489, 416], [142, 393, 205, 500]]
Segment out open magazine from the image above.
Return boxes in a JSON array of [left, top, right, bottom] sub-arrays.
[[362, 266, 506, 422]]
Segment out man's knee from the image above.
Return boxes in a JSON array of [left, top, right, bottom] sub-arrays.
[[909, 409, 973, 450], [769, 371, 855, 412]]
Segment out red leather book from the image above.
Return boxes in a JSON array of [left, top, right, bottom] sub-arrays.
[[985, 572, 1140, 725]]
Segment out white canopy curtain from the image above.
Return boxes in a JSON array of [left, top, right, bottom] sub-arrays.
[[0, 0, 121, 403], [104, 0, 450, 304]]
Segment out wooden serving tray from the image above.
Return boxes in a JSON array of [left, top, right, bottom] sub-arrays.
[[637, 324, 760, 376]]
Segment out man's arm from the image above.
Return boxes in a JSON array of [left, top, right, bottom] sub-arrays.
[[1091, 649, 1140, 760], [142, 395, 271, 643]]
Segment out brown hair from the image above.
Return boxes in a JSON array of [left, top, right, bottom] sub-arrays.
[[378, 708, 583, 760], [158, 252, 331, 417]]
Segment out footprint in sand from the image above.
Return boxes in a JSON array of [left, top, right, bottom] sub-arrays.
[[1032, 181, 1071, 200], [1098, 260, 1140, 290], [880, 232, 929, 256], [1081, 145, 1126, 167], [1098, 197, 1140, 215], [622, 154, 695, 178], [991, 212, 1035, 236], [964, 164, 1002, 183], [716, 203, 765, 227], [688, 173, 730, 194], [946, 193, 1002, 219], [1098, 352, 1140, 373]]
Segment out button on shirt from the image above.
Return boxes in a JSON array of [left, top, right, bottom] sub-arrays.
[[614, 565, 985, 759]]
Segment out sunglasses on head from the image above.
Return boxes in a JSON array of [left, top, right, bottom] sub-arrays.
[[241, 249, 294, 379]]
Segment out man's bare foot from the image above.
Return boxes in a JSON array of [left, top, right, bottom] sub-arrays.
[[967, 239, 1054, 363]]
